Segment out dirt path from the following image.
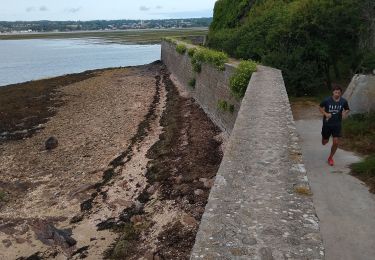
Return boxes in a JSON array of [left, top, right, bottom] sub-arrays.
[[0, 63, 223, 259], [292, 101, 375, 260]]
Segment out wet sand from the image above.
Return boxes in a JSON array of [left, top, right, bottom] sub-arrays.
[[0, 62, 223, 259]]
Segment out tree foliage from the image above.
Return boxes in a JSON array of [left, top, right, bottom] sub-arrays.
[[208, 0, 365, 96]]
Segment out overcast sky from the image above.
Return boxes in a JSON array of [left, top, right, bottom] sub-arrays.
[[0, 0, 217, 21]]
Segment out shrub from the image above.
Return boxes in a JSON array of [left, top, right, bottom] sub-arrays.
[[0, 190, 8, 202], [191, 47, 229, 73], [217, 100, 228, 111], [229, 104, 235, 113], [229, 60, 257, 98], [188, 47, 197, 57], [176, 44, 187, 55], [188, 78, 196, 88]]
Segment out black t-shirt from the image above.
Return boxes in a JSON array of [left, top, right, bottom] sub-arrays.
[[320, 97, 349, 125]]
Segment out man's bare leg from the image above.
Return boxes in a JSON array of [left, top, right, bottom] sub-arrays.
[[329, 137, 339, 158], [327, 137, 339, 166], [322, 138, 329, 145]]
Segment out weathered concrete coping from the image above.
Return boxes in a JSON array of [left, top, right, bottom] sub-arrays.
[[191, 66, 324, 259]]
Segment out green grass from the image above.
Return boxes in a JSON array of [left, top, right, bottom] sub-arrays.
[[342, 113, 375, 154], [229, 60, 257, 98], [351, 155, 375, 193], [188, 78, 196, 88], [0, 190, 8, 202], [0, 28, 208, 44], [341, 112, 375, 193], [352, 155, 375, 175], [176, 43, 187, 54]]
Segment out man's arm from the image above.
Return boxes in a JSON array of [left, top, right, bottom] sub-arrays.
[[319, 106, 331, 119], [342, 100, 350, 119]]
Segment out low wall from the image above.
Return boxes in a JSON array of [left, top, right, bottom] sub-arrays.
[[161, 41, 240, 134], [161, 41, 324, 259]]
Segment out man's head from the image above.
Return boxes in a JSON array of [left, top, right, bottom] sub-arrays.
[[332, 84, 343, 99]]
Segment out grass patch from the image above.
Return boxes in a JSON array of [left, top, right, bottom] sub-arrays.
[[188, 47, 197, 57], [229, 60, 257, 98], [341, 113, 375, 154], [0, 190, 9, 202], [351, 155, 375, 193], [188, 78, 196, 88], [175, 43, 187, 54], [229, 104, 235, 114]]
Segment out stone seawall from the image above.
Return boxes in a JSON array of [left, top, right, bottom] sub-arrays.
[[161, 41, 324, 259], [161, 41, 240, 134]]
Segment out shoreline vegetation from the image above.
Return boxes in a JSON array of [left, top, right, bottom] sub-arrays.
[[0, 28, 208, 44]]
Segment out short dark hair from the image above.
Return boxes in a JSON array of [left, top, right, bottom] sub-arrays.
[[332, 84, 343, 93]]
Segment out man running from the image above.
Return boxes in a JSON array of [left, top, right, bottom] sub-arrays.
[[319, 85, 350, 166]]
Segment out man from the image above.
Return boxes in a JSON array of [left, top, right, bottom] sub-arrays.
[[319, 85, 350, 166]]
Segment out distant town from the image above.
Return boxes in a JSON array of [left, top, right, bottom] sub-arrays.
[[0, 18, 212, 33]]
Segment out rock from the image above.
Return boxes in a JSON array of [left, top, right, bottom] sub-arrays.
[[181, 215, 197, 227], [130, 215, 143, 224], [2, 239, 12, 248], [31, 220, 77, 248], [146, 183, 159, 195], [15, 237, 27, 244], [70, 214, 84, 224], [194, 189, 204, 196], [80, 198, 93, 212], [45, 137, 58, 150], [175, 175, 183, 184], [204, 178, 215, 188], [343, 74, 375, 114]]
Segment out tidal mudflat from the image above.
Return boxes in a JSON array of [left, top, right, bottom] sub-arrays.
[[0, 62, 223, 259]]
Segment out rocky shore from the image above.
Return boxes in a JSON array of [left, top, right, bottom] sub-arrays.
[[0, 62, 223, 259]]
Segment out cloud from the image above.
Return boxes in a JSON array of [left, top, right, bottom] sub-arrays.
[[39, 6, 48, 12], [65, 7, 82, 13], [151, 9, 213, 18], [156, 5, 163, 9], [26, 7, 35, 12], [139, 6, 150, 11]]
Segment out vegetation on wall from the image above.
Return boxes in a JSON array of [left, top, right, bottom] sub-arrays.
[[188, 78, 196, 88], [176, 44, 187, 54], [191, 47, 229, 72], [229, 60, 257, 98], [217, 100, 235, 114], [208, 0, 366, 96]]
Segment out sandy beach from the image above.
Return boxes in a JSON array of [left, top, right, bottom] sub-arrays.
[[0, 62, 223, 259]]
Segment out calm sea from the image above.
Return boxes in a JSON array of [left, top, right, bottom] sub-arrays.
[[0, 38, 161, 87]]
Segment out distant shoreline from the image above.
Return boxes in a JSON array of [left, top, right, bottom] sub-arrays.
[[0, 27, 208, 41]]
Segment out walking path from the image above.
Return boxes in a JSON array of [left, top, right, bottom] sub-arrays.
[[296, 119, 375, 260]]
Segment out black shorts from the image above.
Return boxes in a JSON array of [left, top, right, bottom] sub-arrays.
[[322, 124, 342, 139]]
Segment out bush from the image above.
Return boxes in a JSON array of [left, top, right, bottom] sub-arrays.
[[176, 44, 187, 55], [229, 60, 257, 98], [217, 100, 228, 111], [191, 47, 229, 73], [188, 47, 197, 57], [188, 78, 196, 88]]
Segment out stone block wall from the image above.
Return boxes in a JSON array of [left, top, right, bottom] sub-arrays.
[[161, 41, 240, 134]]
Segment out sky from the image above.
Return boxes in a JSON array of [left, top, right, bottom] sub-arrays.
[[0, 0, 217, 21]]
